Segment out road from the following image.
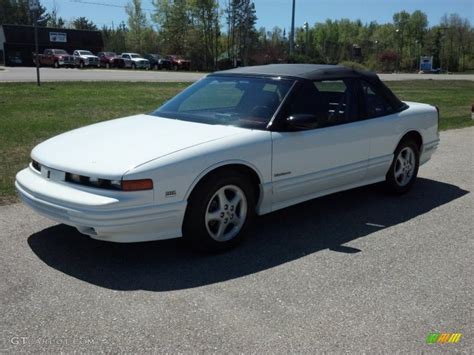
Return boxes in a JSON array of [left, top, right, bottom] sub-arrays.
[[0, 67, 205, 82], [1, 66, 474, 82], [0, 127, 473, 352]]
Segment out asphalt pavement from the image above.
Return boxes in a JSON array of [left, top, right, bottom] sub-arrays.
[[1, 66, 474, 82], [0, 127, 473, 352]]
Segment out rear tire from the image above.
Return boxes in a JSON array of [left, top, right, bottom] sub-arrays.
[[54, 61, 59, 68], [183, 170, 256, 252], [385, 139, 420, 194]]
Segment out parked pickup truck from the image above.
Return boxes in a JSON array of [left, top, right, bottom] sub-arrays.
[[121, 53, 150, 69], [33, 49, 75, 68], [73, 50, 100, 68], [167, 55, 191, 71]]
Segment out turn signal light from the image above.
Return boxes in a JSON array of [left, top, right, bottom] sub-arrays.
[[121, 179, 153, 191]]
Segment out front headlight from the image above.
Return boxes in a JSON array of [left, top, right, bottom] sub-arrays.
[[66, 172, 153, 191]]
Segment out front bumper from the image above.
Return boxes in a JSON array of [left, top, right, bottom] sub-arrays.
[[134, 61, 150, 69], [16, 167, 186, 243]]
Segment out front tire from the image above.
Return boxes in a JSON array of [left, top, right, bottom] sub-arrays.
[[183, 171, 256, 252], [385, 139, 420, 194]]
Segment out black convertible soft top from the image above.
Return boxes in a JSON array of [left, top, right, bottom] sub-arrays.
[[212, 64, 405, 111], [213, 64, 379, 81]]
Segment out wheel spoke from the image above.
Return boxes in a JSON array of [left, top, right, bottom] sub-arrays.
[[232, 214, 241, 227], [406, 149, 413, 165], [397, 155, 405, 166], [229, 192, 242, 206], [217, 190, 230, 207], [215, 220, 227, 239], [206, 210, 222, 223], [395, 163, 404, 177]]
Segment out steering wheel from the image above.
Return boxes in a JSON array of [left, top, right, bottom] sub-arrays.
[[250, 105, 272, 118]]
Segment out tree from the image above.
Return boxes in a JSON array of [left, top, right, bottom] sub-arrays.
[[72, 17, 98, 31], [393, 10, 410, 70], [225, 0, 258, 66], [152, 0, 191, 55], [47, 3, 65, 28], [188, 0, 220, 70], [126, 0, 150, 53], [0, 0, 49, 26], [102, 22, 128, 54]]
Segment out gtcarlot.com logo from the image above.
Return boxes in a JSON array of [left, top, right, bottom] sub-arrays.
[[426, 333, 462, 344]]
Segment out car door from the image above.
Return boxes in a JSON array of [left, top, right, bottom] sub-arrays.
[[356, 79, 404, 180], [270, 78, 371, 210]]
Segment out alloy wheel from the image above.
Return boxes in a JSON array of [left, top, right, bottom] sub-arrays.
[[205, 185, 248, 242], [394, 147, 416, 186]]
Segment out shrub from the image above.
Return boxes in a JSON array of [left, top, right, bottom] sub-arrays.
[[338, 61, 368, 71]]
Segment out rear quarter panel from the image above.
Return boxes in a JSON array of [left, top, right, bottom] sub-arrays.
[[367, 101, 439, 178]]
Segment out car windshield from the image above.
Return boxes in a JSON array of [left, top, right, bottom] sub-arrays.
[[130, 54, 140, 58], [54, 50, 67, 54], [79, 51, 93, 55], [152, 76, 294, 130], [105, 52, 116, 56]]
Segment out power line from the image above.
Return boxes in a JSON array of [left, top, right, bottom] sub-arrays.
[[69, 0, 155, 12]]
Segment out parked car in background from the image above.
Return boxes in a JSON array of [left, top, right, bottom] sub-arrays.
[[73, 50, 100, 68], [121, 53, 150, 69], [16, 64, 439, 251], [144, 54, 171, 70], [97, 52, 127, 69], [33, 49, 75, 68], [167, 55, 191, 71]]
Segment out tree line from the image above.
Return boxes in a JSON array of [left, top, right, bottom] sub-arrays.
[[1, 0, 473, 72]]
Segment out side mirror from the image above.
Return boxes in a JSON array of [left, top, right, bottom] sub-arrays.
[[286, 113, 318, 130]]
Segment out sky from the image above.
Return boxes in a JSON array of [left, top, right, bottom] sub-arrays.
[[41, 0, 474, 30]]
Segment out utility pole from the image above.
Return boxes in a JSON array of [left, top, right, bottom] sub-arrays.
[[289, 0, 295, 55], [29, 0, 41, 86], [34, 12, 40, 86]]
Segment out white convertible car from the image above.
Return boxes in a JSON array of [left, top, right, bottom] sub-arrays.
[[16, 64, 439, 251]]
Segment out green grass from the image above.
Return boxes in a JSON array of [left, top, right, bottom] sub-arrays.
[[0, 82, 188, 204], [0, 80, 473, 204], [385, 80, 474, 130]]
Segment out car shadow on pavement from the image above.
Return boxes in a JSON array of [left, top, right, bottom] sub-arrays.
[[28, 178, 468, 291]]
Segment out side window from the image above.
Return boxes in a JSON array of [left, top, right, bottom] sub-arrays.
[[287, 79, 358, 129], [361, 80, 394, 118]]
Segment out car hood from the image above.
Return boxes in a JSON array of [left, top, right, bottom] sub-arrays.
[[32, 114, 247, 179], [81, 55, 98, 59]]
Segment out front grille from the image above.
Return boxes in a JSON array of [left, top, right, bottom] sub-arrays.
[[31, 160, 121, 190]]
